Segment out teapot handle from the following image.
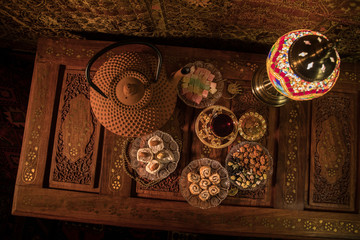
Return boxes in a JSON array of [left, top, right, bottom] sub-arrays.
[[85, 42, 163, 99]]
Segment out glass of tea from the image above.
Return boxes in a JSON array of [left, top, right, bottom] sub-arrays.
[[210, 112, 236, 138], [195, 105, 239, 148]]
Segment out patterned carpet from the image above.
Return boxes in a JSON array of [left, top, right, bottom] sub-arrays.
[[0, 50, 277, 240], [1, 1, 359, 63]]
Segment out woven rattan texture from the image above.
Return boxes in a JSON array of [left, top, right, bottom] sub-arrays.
[[90, 52, 177, 137]]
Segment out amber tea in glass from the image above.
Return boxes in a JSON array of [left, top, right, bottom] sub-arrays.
[[210, 113, 235, 138]]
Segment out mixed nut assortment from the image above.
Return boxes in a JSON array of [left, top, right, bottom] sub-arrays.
[[226, 142, 271, 189]]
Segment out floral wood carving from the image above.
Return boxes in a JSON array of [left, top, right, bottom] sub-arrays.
[[22, 83, 47, 184], [109, 136, 126, 191], [282, 102, 300, 206], [138, 169, 181, 193], [22, 105, 44, 183], [312, 95, 352, 205], [52, 73, 98, 185]]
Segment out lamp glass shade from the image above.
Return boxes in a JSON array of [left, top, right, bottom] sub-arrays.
[[266, 29, 340, 101]]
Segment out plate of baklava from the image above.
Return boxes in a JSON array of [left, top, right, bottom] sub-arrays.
[[128, 130, 180, 181], [179, 158, 230, 209]]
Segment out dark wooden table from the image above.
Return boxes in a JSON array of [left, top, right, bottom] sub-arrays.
[[12, 38, 360, 239]]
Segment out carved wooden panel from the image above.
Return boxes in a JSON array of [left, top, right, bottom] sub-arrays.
[[49, 69, 102, 192], [276, 101, 310, 210], [15, 185, 360, 239], [17, 63, 60, 186], [98, 131, 132, 197], [308, 92, 358, 211]]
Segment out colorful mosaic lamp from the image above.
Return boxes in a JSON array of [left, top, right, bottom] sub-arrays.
[[252, 29, 340, 106]]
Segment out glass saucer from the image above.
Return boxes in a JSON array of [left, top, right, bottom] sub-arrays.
[[128, 130, 180, 181], [238, 112, 267, 141], [179, 158, 230, 209], [225, 142, 273, 191], [195, 105, 238, 148], [176, 61, 224, 109]]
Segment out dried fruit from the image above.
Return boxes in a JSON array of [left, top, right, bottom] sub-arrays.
[[260, 156, 266, 165], [227, 142, 271, 190]]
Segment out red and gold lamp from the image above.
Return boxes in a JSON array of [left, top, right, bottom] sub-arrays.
[[252, 29, 340, 106]]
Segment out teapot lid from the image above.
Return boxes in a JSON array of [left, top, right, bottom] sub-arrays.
[[110, 70, 152, 110], [116, 75, 145, 105]]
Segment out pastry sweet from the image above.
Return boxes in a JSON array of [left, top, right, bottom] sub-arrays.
[[187, 172, 201, 183], [198, 190, 210, 201], [189, 183, 201, 195], [155, 149, 174, 162], [208, 185, 220, 196], [136, 148, 153, 163], [147, 135, 164, 153], [208, 173, 221, 185], [199, 166, 211, 178], [180, 158, 230, 209], [145, 159, 162, 174], [199, 179, 211, 190]]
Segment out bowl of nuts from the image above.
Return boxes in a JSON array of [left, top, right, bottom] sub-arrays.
[[225, 142, 273, 191]]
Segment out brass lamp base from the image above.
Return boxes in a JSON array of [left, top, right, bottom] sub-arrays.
[[251, 66, 289, 107]]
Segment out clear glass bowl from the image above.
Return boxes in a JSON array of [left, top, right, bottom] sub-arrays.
[[129, 130, 180, 181], [176, 61, 224, 109], [225, 142, 273, 191], [179, 158, 230, 209], [238, 111, 267, 141]]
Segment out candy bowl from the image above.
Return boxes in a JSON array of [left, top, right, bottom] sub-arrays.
[[177, 61, 224, 108], [225, 142, 273, 191]]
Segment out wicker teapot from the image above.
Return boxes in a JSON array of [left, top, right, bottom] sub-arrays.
[[85, 42, 184, 137]]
